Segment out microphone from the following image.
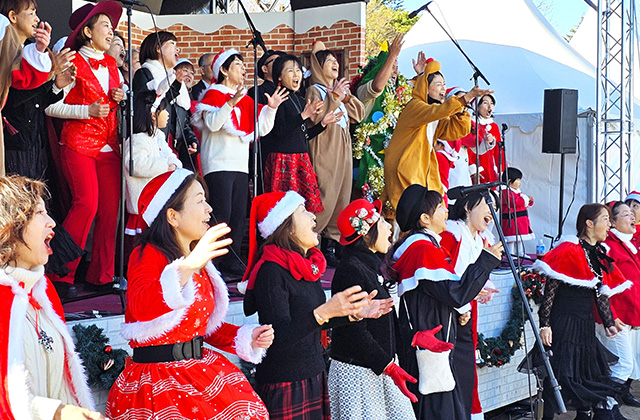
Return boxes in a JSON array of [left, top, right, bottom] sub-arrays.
[[408, 1, 433, 18], [447, 181, 503, 200]]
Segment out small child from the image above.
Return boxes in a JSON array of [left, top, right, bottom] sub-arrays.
[[124, 90, 182, 237], [500, 167, 534, 255]]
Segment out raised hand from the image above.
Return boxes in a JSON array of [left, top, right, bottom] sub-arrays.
[[228, 84, 246, 107], [88, 99, 109, 118], [54, 64, 76, 89], [301, 98, 324, 120], [464, 86, 494, 103], [175, 69, 184, 84], [384, 362, 418, 403], [188, 142, 198, 155], [321, 110, 343, 126], [388, 33, 404, 58], [251, 324, 275, 349], [182, 223, 233, 274], [485, 240, 504, 259], [412, 51, 427, 75], [34, 21, 51, 53], [357, 292, 394, 319], [315, 285, 370, 321], [329, 78, 349, 102], [111, 83, 125, 103], [411, 325, 454, 352], [52, 48, 75, 75], [265, 86, 289, 109]]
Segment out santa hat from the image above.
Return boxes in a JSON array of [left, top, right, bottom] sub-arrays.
[[240, 191, 305, 288], [138, 169, 193, 228], [211, 48, 240, 83], [446, 86, 464, 100], [625, 191, 640, 204]]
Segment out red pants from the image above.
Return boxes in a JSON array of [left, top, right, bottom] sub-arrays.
[[50, 146, 121, 285]]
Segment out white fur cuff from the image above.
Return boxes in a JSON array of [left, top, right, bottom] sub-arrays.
[[234, 324, 267, 364], [160, 258, 197, 310], [22, 43, 52, 73]]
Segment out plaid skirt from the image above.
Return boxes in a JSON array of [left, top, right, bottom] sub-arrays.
[[256, 370, 330, 420], [264, 152, 324, 214]]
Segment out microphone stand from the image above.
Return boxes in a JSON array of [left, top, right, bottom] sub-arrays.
[[237, 0, 267, 199], [480, 187, 566, 415], [421, 4, 489, 184]]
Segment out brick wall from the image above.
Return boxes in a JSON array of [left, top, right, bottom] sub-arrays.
[[116, 20, 366, 82]]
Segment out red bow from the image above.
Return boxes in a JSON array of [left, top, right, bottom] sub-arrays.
[[88, 57, 108, 70]]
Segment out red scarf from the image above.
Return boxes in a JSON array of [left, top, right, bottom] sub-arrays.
[[246, 244, 327, 291]]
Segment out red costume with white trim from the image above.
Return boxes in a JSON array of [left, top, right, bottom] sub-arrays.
[[461, 120, 504, 183], [0, 271, 94, 420], [500, 187, 534, 242], [603, 230, 640, 326], [106, 244, 268, 420]]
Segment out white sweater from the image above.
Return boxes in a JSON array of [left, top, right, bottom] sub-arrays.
[[124, 130, 183, 214]]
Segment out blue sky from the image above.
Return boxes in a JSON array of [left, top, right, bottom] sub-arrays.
[[402, 0, 590, 38]]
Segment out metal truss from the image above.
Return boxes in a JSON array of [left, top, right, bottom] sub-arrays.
[[595, 0, 635, 202]]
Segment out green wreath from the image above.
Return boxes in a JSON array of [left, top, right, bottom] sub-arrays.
[[73, 323, 129, 389]]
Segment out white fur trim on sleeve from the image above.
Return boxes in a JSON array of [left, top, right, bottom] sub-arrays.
[[234, 324, 266, 364], [531, 260, 600, 289], [22, 43, 52, 73], [159, 258, 197, 310], [258, 191, 305, 239], [599, 280, 633, 297], [203, 262, 230, 336]]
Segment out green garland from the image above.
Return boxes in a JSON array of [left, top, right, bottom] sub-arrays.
[[72, 324, 129, 389], [476, 269, 546, 368]]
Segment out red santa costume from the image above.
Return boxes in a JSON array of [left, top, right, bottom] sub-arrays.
[[0, 266, 95, 420], [45, 2, 123, 287], [440, 220, 496, 420], [500, 186, 534, 243], [625, 191, 640, 249], [107, 169, 269, 420], [461, 117, 504, 184]]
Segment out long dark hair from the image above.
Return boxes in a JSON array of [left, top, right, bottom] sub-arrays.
[[138, 174, 206, 261], [448, 192, 484, 222], [576, 203, 610, 240], [382, 190, 443, 285], [133, 90, 168, 136]]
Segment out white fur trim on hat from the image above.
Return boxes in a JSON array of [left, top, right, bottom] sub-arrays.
[[212, 49, 239, 82], [625, 192, 640, 203], [142, 169, 193, 226], [258, 191, 305, 239]]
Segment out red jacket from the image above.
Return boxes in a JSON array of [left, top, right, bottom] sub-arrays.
[[461, 120, 504, 183], [603, 230, 640, 326], [60, 54, 120, 157]]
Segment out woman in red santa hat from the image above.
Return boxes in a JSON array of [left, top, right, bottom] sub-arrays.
[[106, 168, 274, 420], [460, 94, 505, 184], [382, 184, 503, 420], [44, 1, 124, 292], [600, 201, 640, 408], [192, 49, 288, 277], [531, 203, 632, 420], [240, 190, 390, 419], [440, 192, 500, 420], [0, 175, 104, 420]]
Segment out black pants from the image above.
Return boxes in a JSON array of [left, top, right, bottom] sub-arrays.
[[204, 171, 248, 268]]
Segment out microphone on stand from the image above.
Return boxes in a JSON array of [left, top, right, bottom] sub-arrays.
[[447, 181, 504, 200], [408, 1, 434, 18]]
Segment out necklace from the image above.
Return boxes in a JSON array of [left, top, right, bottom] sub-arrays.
[[289, 93, 309, 139], [25, 290, 54, 353], [580, 240, 603, 297]]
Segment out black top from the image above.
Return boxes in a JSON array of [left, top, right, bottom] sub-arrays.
[[190, 80, 207, 101], [250, 261, 327, 384], [133, 67, 199, 171], [247, 80, 277, 105], [330, 248, 396, 375], [259, 90, 326, 156]]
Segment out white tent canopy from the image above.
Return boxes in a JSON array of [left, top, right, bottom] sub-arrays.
[[397, 0, 639, 250]]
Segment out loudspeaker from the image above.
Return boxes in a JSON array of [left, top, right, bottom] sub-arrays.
[[542, 89, 578, 154]]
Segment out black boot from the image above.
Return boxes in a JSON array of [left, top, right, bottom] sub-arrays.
[[621, 379, 640, 407], [322, 238, 340, 268]]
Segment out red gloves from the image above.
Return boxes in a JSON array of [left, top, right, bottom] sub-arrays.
[[384, 362, 418, 403], [411, 325, 455, 352]]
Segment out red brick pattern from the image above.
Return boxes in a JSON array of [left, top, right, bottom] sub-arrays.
[[116, 20, 365, 82]]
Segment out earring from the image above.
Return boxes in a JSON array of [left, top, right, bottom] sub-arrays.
[[89, 38, 97, 51]]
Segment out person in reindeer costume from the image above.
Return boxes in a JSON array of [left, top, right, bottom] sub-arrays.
[[106, 169, 274, 419], [530, 203, 633, 420], [192, 48, 287, 277], [0, 175, 103, 420]]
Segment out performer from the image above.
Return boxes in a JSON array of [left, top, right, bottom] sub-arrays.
[[0, 175, 104, 420], [329, 198, 417, 419], [306, 40, 365, 266], [191, 53, 214, 101], [440, 193, 499, 420], [107, 169, 274, 419], [242, 191, 390, 420], [44, 1, 124, 291], [261, 54, 341, 214], [191, 49, 287, 277], [246, 49, 286, 105], [384, 184, 502, 420], [500, 167, 535, 255], [382, 59, 491, 215], [624, 191, 640, 249], [600, 201, 640, 407], [531, 203, 632, 420], [351, 35, 414, 199], [461, 94, 504, 184]]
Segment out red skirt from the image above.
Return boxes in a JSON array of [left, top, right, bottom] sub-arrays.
[[256, 370, 330, 420], [106, 349, 268, 420], [264, 152, 324, 214]]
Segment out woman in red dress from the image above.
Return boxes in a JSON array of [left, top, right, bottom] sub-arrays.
[[107, 169, 274, 420]]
